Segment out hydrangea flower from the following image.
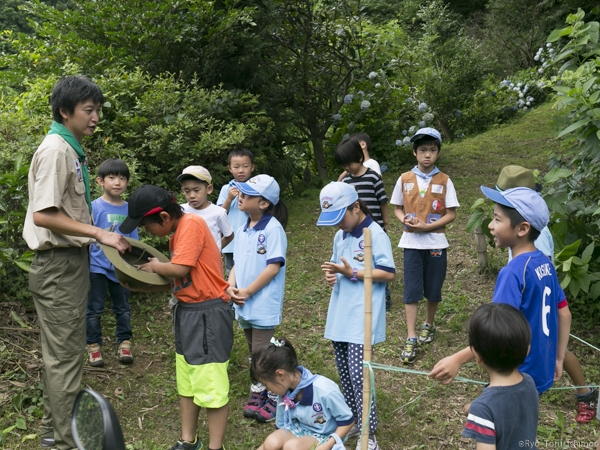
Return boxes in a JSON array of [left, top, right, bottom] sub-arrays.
[[360, 100, 371, 110], [523, 106, 528, 111], [332, 113, 342, 121], [348, 122, 356, 131], [368, 71, 378, 79], [402, 130, 408, 135], [395, 139, 402, 146], [538, 68, 544, 74], [406, 97, 414, 104], [357, 90, 364, 96], [534, 55, 540, 61], [403, 136, 411, 146], [423, 113, 434, 122], [408, 126, 416, 134], [546, 42, 552, 48], [418, 102, 428, 112], [454, 110, 462, 118], [526, 101, 531, 106], [344, 94, 353, 104], [418, 121, 426, 127], [518, 92, 524, 98], [375, 83, 381, 89]]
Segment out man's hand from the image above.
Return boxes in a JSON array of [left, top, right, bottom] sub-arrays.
[[97, 230, 131, 254]]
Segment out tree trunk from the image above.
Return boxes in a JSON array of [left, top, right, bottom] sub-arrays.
[[475, 226, 488, 271], [312, 136, 329, 182]]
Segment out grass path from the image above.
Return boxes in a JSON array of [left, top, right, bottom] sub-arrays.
[[2, 103, 599, 449]]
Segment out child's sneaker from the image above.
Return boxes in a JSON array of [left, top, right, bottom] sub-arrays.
[[401, 338, 418, 364], [418, 323, 436, 345], [243, 390, 267, 418], [255, 396, 278, 423], [575, 388, 597, 423], [170, 437, 202, 450], [87, 343, 104, 367], [117, 340, 134, 364], [355, 435, 380, 450], [40, 436, 55, 448]]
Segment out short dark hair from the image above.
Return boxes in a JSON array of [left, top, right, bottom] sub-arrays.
[[468, 303, 530, 376], [250, 337, 298, 384], [412, 136, 441, 152], [495, 203, 541, 242], [228, 147, 254, 164], [350, 132, 372, 153], [97, 158, 130, 180], [50, 76, 104, 123], [139, 191, 184, 226], [335, 138, 364, 166]]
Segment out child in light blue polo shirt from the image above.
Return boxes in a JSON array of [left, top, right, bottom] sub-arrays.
[[226, 174, 288, 423], [318, 182, 396, 450], [217, 148, 255, 276], [251, 337, 354, 450]]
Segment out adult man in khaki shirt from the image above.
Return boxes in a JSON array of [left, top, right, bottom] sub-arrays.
[[23, 76, 130, 450]]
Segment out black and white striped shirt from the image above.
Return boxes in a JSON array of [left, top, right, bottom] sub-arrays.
[[341, 168, 388, 227]]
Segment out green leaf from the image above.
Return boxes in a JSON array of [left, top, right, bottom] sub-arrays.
[[582, 242, 594, 263], [543, 168, 573, 183], [560, 273, 571, 290], [466, 209, 485, 233], [548, 27, 572, 42], [583, 77, 597, 94], [15, 417, 26, 430], [556, 239, 581, 261], [562, 256, 572, 272], [557, 118, 591, 138], [568, 276, 581, 298], [589, 281, 600, 300]]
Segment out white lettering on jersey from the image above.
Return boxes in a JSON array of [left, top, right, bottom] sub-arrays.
[[542, 286, 551, 336], [535, 263, 552, 280]]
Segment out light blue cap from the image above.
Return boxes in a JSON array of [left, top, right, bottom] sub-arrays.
[[410, 127, 442, 144], [317, 182, 359, 226], [233, 174, 280, 205], [480, 186, 549, 232]]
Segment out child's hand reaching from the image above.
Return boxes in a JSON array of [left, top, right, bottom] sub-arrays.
[[138, 257, 159, 273], [226, 186, 240, 202]]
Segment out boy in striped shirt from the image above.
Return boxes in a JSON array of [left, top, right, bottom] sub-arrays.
[[462, 303, 539, 450]]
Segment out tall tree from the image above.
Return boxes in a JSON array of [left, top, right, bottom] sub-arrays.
[[250, 0, 365, 180]]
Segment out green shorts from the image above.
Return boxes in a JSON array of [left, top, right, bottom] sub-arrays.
[[176, 355, 230, 408], [174, 298, 234, 408]]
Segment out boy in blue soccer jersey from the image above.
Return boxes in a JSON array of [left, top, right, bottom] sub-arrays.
[[430, 187, 572, 395]]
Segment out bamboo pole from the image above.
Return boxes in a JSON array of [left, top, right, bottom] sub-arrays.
[[361, 228, 373, 450]]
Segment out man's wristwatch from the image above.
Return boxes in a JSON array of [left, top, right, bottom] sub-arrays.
[[350, 268, 358, 281]]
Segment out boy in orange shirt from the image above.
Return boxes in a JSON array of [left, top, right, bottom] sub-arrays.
[[121, 185, 233, 450]]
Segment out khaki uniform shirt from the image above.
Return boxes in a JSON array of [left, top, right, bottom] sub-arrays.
[[23, 134, 93, 250]]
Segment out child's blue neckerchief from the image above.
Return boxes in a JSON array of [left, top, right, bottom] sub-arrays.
[[411, 165, 440, 179], [280, 366, 318, 431]]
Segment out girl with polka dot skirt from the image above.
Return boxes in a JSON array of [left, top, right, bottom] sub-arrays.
[[317, 182, 396, 450], [251, 338, 354, 450], [227, 174, 288, 423]]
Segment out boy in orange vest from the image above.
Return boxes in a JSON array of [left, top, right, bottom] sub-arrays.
[[390, 128, 459, 364]]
